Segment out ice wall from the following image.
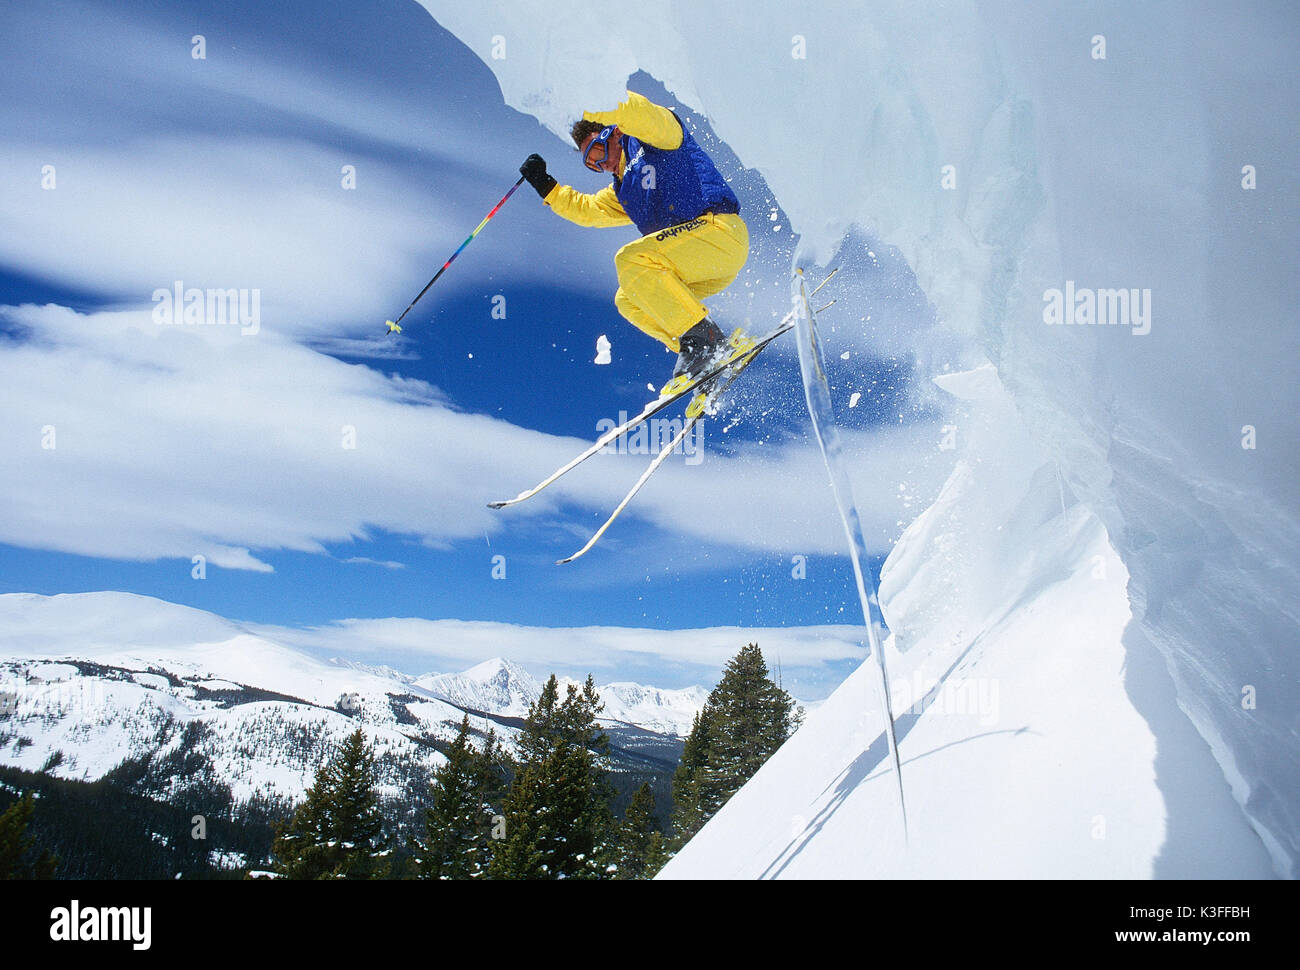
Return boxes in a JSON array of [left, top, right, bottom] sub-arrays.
[[416, 0, 1299, 874]]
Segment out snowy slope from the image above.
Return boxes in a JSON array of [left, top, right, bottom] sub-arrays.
[[0, 592, 480, 800], [660, 365, 1274, 878], [417, 0, 1298, 877], [0, 655, 456, 804]]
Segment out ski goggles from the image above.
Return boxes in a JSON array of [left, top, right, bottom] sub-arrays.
[[582, 126, 617, 172]]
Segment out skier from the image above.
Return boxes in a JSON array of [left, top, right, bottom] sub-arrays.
[[518, 91, 751, 394]]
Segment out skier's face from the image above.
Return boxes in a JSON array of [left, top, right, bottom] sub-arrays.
[[580, 129, 622, 174]]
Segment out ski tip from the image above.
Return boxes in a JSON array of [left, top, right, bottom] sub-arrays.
[[487, 501, 506, 509]]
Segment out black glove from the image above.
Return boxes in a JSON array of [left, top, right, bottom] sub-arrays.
[[520, 153, 557, 198]]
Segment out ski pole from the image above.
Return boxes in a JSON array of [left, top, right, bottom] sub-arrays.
[[385, 175, 527, 335]]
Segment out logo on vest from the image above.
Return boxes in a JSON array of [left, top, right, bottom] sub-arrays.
[[655, 217, 708, 242]]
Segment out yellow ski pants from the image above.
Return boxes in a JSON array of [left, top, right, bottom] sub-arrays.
[[612, 213, 749, 352]]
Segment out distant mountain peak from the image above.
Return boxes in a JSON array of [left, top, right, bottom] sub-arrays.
[[462, 656, 533, 684], [326, 657, 414, 685], [414, 657, 542, 717]]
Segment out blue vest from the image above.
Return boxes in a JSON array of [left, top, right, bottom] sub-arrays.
[[614, 118, 740, 236]]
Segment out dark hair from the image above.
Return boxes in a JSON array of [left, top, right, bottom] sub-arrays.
[[570, 119, 607, 149]]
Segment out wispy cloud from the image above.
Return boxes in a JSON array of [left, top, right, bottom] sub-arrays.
[[0, 136, 468, 335], [1, 299, 949, 572], [305, 335, 423, 361], [249, 613, 870, 697], [341, 556, 406, 570], [2, 298, 950, 573], [0, 2, 614, 337]]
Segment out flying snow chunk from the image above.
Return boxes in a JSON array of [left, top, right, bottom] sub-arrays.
[[841, 351, 851, 360], [594, 334, 612, 365], [849, 392, 862, 408]]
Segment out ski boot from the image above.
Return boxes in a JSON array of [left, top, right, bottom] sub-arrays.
[[660, 318, 757, 413], [683, 327, 758, 418]]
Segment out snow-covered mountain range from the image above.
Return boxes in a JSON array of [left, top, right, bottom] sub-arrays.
[[414, 658, 707, 737], [0, 592, 705, 805], [414, 658, 541, 718]]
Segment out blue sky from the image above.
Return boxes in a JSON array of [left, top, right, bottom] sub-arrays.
[[0, 0, 949, 695]]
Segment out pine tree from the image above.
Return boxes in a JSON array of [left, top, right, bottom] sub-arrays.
[[701, 643, 795, 796], [670, 706, 714, 849], [412, 716, 508, 879], [613, 781, 666, 879], [330, 729, 388, 875], [513, 674, 562, 764], [272, 728, 389, 879], [489, 675, 615, 879], [269, 763, 336, 879], [642, 830, 668, 877], [671, 643, 797, 849], [0, 793, 57, 879]]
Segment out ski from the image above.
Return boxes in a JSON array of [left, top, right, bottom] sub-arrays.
[[556, 333, 778, 564], [488, 314, 795, 510], [556, 411, 703, 565]]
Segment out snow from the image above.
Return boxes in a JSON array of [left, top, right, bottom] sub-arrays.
[[0, 593, 477, 798], [662, 364, 1272, 878], [594, 334, 612, 365], [418, 0, 1298, 878], [669, 534, 1161, 877], [417, 656, 707, 735], [326, 658, 414, 685], [0, 591, 245, 654], [573, 681, 709, 737], [208, 848, 247, 870], [416, 657, 541, 717], [190, 679, 241, 692], [194, 700, 434, 803], [0, 672, 190, 780], [28, 662, 78, 681], [0, 595, 710, 805]]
